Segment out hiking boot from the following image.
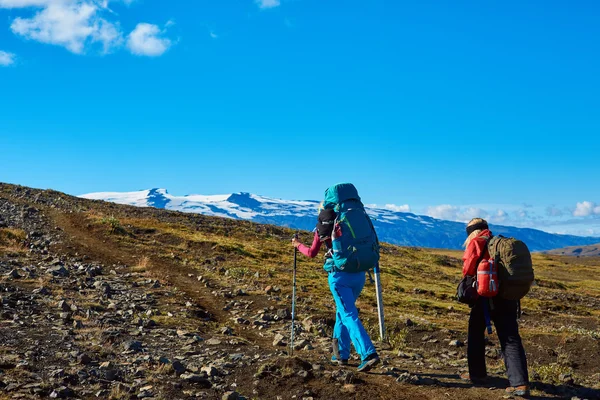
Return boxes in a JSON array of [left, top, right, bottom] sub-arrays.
[[459, 372, 488, 385], [357, 353, 379, 372], [505, 385, 530, 397], [331, 339, 347, 365], [330, 355, 348, 366]]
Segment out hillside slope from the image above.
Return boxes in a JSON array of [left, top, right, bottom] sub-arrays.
[[545, 243, 600, 257], [80, 188, 600, 252], [1, 183, 599, 400]]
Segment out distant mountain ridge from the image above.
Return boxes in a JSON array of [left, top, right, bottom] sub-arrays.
[[544, 243, 600, 257], [80, 189, 600, 251]]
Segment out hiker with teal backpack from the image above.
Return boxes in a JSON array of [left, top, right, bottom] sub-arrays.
[[459, 218, 533, 397], [292, 183, 380, 372]]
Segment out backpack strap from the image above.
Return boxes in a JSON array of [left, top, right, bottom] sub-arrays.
[[366, 211, 380, 245], [367, 270, 375, 284], [488, 234, 504, 259], [475, 236, 491, 268]]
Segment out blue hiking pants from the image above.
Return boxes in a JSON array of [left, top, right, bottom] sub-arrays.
[[328, 271, 377, 361]]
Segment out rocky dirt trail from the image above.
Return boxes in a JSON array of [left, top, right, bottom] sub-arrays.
[[1, 184, 599, 400]]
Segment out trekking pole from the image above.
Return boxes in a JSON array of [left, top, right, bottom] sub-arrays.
[[373, 262, 386, 341], [483, 298, 493, 334], [290, 232, 298, 356]]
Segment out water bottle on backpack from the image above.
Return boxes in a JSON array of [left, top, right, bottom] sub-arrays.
[[477, 257, 499, 297]]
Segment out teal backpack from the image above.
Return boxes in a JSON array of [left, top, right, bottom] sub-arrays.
[[322, 183, 380, 273]]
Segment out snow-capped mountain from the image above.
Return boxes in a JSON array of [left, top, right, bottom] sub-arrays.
[[80, 189, 600, 251]]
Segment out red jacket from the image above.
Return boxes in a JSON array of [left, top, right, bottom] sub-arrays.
[[462, 229, 492, 277]]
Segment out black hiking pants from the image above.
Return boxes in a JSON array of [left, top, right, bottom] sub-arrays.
[[468, 297, 529, 387]]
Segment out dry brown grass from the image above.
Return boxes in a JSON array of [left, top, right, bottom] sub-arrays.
[[132, 255, 151, 273], [87, 213, 600, 344], [0, 227, 27, 254]]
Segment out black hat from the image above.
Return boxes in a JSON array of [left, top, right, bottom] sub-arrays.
[[466, 220, 488, 236], [317, 208, 337, 241]]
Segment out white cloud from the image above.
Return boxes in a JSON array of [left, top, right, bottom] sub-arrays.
[[415, 202, 600, 236], [573, 201, 600, 217], [255, 0, 280, 9], [425, 205, 489, 222], [426, 204, 459, 221], [493, 209, 508, 223], [458, 207, 487, 221], [126, 22, 171, 56], [1, 0, 173, 56], [209, 31, 218, 39], [99, 0, 135, 8], [8, 1, 122, 54], [0, 0, 50, 7], [0, 50, 16, 66], [382, 203, 410, 213]]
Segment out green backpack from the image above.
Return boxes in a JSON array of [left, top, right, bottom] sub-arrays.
[[488, 236, 535, 300]]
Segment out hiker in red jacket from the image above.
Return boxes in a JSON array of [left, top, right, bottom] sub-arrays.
[[461, 218, 530, 397]]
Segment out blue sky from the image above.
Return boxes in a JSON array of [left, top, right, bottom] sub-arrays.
[[1, 0, 599, 236]]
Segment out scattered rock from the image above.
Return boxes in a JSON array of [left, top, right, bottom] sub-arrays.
[[332, 369, 357, 384], [6, 269, 21, 279], [50, 386, 74, 398], [220, 326, 234, 335], [397, 372, 419, 384], [78, 353, 92, 365], [47, 265, 69, 277], [172, 361, 186, 376], [559, 373, 575, 385], [265, 285, 280, 294], [180, 374, 211, 387], [272, 333, 286, 346], [298, 369, 311, 379], [104, 369, 121, 381], [122, 340, 143, 352], [396, 372, 438, 386], [449, 340, 464, 347], [276, 308, 290, 320], [33, 286, 51, 295], [137, 385, 154, 398], [293, 339, 310, 350], [58, 300, 71, 312], [201, 366, 219, 377], [59, 312, 71, 320], [341, 384, 356, 393], [222, 391, 240, 400]]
